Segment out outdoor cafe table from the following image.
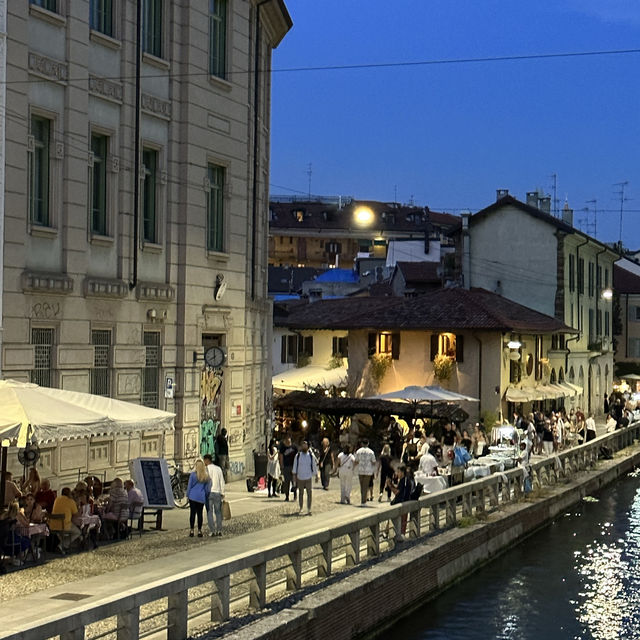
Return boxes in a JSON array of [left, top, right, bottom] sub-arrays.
[[16, 522, 49, 561]]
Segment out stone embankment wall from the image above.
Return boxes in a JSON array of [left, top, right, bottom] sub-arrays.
[[223, 448, 640, 640]]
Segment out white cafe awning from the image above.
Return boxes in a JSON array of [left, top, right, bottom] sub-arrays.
[[272, 366, 348, 392], [504, 387, 533, 403]]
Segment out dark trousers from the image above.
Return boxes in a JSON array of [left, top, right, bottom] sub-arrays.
[[282, 466, 295, 498], [189, 500, 204, 530], [320, 464, 332, 489], [358, 474, 372, 505]]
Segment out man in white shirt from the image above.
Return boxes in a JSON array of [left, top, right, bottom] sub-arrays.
[[354, 439, 376, 506], [292, 441, 318, 515], [124, 479, 144, 519], [418, 447, 439, 477], [203, 454, 226, 536]]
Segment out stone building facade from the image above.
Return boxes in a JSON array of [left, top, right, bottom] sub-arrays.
[[2, 0, 291, 480]]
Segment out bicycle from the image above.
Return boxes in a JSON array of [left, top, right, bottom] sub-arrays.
[[168, 463, 190, 509]]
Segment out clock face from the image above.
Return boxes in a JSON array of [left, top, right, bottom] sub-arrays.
[[204, 346, 225, 368]]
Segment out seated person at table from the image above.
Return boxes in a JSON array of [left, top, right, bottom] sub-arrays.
[[49, 487, 81, 553], [102, 478, 129, 537], [72, 481, 93, 514], [124, 480, 144, 519], [3, 471, 22, 506], [0, 502, 30, 564], [21, 467, 41, 495], [417, 446, 439, 477], [21, 493, 44, 523], [35, 478, 56, 513]]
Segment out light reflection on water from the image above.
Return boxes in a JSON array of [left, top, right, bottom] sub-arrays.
[[387, 475, 640, 640]]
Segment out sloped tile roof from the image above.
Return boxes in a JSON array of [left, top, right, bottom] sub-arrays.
[[395, 261, 440, 284], [277, 286, 573, 334], [614, 264, 640, 294]]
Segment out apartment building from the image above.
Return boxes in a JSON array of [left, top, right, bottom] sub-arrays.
[[2, 0, 291, 480]]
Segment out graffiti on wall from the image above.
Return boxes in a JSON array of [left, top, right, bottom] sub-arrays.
[[200, 368, 222, 457]]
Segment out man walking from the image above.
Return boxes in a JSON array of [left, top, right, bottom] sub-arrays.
[[292, 440, 318, 515], [354, 439, 376, 506], [278, 435, 298, 501], [203, 454, 226, 536]]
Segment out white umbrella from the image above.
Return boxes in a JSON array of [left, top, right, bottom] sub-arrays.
[[372, 385, 479, 403], [0, 379, 175, 447]]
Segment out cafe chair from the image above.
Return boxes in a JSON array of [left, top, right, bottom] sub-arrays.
[[127, 502, 145, 539], [46, 513, 75, 554]]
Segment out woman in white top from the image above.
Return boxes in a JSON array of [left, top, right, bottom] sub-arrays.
[[337, 444, 355, 504]]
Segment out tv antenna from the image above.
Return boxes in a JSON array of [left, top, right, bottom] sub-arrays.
[[613, 181, 630, 244], [306, 163, 312, 199], [585, 198, 597, 238], [550, 173, 559, 217]]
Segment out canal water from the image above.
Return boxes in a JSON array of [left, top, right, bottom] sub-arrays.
[[389, 470, 640, 640]]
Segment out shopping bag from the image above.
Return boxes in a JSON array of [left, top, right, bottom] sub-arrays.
[[222, 500, 231, 520]]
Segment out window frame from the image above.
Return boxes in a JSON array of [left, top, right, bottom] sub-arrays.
[[89, 132, 109, 237], [429, 332, 463, 363], [209, 0, 228, 79], [90, 0, 113, 37], [90, 328, 112, 397], [332, 336, 348, 358], [368, 332, 400, 360], [207, 163, 225, 253], [30, 0, 57, 12], [31, 327, 55, 388], [141, 146, 159, 245], [142, 0, 163, 58], [29, 114, 52, 227], [142, 330, 161, 409]]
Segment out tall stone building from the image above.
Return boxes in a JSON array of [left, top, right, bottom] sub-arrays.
[[2, 0, 291, 480]]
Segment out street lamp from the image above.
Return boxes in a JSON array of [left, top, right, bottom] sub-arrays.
[[601, 288, 613, 300], [353, 206, 374, 227]]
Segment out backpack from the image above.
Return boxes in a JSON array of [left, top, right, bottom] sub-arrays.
[[410, 482, 423, 501]]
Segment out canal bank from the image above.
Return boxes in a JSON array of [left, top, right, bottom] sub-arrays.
[[219, 442, 640, 640]]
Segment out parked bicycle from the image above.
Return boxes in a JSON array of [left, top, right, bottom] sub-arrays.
[[169, 463, 190, 509]]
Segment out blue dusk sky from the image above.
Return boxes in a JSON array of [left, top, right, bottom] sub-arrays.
[[269, 1, 640, 247]]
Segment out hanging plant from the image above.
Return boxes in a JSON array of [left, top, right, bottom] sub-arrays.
[[433, 353, 454, 382], [369, 353, 392, 389]]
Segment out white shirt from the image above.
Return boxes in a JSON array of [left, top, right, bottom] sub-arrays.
[[337, 451, 355, 472], [354, 446, 376, 476], [206, 463, 226, 495], [418, 453, 438, 476], [586, 416, 596, 433]]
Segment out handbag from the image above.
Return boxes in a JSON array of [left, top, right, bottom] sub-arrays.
[[222, 500, 231, 521]]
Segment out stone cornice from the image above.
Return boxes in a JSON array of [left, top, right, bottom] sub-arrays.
[[28, 51, 67, 84]]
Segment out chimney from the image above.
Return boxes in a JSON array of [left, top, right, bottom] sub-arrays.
[[526, 191, 539, 208], [562, 202, 574, 227], [539, 196, 551, 214], [496, 189, 509, 201]]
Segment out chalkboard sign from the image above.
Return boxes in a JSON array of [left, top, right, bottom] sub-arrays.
[[130, 457, 174, 509]]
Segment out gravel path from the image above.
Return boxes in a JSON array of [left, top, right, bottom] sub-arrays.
[[0, 488, 351, 602]]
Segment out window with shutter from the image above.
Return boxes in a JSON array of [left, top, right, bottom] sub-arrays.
[[455, 334, 464, 363], [391, 333, 400, 360]]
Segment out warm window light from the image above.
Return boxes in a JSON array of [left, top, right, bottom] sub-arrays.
[[353, 206, 374, 226], [601, 288, 613, 300]]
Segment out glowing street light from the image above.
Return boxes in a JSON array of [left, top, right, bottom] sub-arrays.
[[353, 206, 374, 227], [601, 288, 613, 300]]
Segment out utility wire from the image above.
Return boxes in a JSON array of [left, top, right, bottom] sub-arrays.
[[3, 47, 640, 87]]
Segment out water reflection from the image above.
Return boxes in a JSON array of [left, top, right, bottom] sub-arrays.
[[388, 475, 640, 640]]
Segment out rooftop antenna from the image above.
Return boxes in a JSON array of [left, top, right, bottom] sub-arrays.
[[550, 173, 559, 217], [585, 199, 597, 238], [613, 181, 630, 244], [393, 184, 398, 204], [306, 163, 312, 199]]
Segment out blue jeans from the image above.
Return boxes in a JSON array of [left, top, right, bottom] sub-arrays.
[[206, 492, 223, 533]]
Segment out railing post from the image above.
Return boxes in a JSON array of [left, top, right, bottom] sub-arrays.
[[117, 607, 140, 640], [430, 503, 440, 530], [167, 589, 188, 640], [445, 498, 456, 526], [60, 630, 85, 640], [368, 523, 380, 556], [286, 550, 302, 590], [501, 478, 510, 503], [211, 575, 230, 622], [462, 492, 473, 517], [318, 539, 332, 577], [249, 562, 267, 610], [476, 488, 485, 514], [410, 506, 421, 539], [346, 530, 360, 566], [490, 481, 499, 506]]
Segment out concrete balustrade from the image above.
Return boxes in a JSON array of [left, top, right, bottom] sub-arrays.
[[3, 422, 639, 640]]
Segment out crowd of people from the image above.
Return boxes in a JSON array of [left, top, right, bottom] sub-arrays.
[[1, 466, 147, 568]]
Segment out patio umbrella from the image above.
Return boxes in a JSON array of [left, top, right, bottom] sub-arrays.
[[370, 385, 479, 427], [0, 379, 175, 447]]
